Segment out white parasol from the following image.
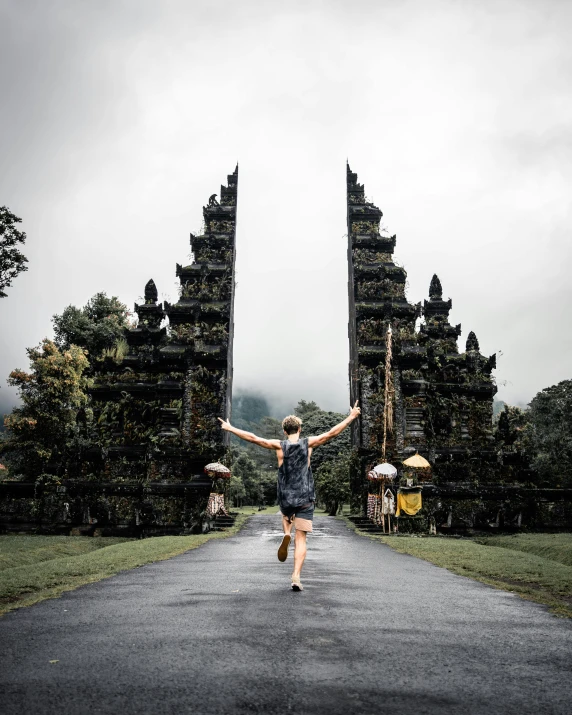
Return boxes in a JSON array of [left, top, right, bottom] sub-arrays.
[[204, 462, 231, 479], [373, 462, 397, 477]]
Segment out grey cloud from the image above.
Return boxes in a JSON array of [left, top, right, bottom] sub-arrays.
[[1, 0, 571, 417], [498, 126, 572, 171]]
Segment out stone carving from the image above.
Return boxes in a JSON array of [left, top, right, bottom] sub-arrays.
[[466, 331, 480, 352], [144, 278, 158, 304], [429, 274, 442, 300]]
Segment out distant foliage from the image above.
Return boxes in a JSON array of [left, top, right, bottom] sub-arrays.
[[231, 392, 272, 430], [258, 416, 283, 439], [229, 394, 281, 479], [495, 404, 528, 450], [228, 395, 352, 510], [526, 380, 572, 487], [0, 206, 28, 298], [52, 292, 131, 360], [293, 400, 321, 419], [1, 340, 89, 478], [293, 400, 351, 513], [229, 473, 246, 505], [295, 400, 350, 472], [314, 452, 351, 516], [227, 449, 276, 507], [492, 400, 507, 419]]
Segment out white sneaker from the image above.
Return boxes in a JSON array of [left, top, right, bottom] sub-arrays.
[[291, 576, 303, 591]]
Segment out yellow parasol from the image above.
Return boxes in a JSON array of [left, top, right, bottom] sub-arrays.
[[402, 452, 430, 468]]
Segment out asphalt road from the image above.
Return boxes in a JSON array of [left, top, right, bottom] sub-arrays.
[[1, 515, 571, 715]]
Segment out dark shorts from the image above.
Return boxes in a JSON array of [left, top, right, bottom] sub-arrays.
[[280, 503, 314, 533]]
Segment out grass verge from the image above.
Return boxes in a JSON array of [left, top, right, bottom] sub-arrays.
[[0, 515, 248, 616], [474, 533, 572, 567], [233, 505, 281, 515], [232, 505, 328, 516], [341, 517, 572, 618], [0, 534, 132, 571]]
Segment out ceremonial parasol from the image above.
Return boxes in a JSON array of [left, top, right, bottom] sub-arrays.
[[204, 462, 231, 479], [373, 462, 397, 478], [402, 453, 430, 468]]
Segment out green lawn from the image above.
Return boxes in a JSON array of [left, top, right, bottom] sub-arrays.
[[0, 516, 247, 616], [233, 505, 281, 515], [0, 534, 132, 571], [345, 521, 572, 617], [475, 533, 572, 568]]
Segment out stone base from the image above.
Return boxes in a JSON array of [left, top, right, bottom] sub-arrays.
[[0, 480, 212, 536], [361, 485, 572, 533]]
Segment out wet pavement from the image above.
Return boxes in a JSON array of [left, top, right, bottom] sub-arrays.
[[1, 514, 571, 714]]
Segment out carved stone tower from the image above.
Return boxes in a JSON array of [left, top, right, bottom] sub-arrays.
[[84, 167, 239, 533], [347, 164, 497, 516], [346, 163, 422, 505], [418, 276, 497, 478], [165, 165, 238, 466]]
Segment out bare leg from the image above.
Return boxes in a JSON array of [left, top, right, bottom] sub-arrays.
[[292, 529, 307, 579], [282, 515, 293, 536]]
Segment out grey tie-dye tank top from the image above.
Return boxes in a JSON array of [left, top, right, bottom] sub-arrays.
[[277, 437, 315, 511]]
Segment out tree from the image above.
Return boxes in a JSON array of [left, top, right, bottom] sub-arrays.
[[228, 398, 353, 508], [526, 380, 572, 487], [229, 475, 246, 507], [292, 400, 352, 512], [0, 340, 89, 478], [0, 206, 28, 298], [231, 452, 265, 504], [314, 453, 351, 515], [52, 292, 131, 359], [493, 400, 507, 420], [495, 404, 528, 449], [294, 400, 320, 419], [229, 450, 276, 506], [294, 400, 350, 471], [258, 416, 282, 439]]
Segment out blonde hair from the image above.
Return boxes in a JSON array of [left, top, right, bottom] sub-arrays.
[[282, 415, 302, 435]]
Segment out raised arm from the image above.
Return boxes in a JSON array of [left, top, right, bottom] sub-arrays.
[[307, 401, 361, 448], [218, 418, 281, 451]]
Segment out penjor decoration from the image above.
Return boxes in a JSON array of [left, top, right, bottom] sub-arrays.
[[381, 324, 394, 462], [370, 324, 397, 533]]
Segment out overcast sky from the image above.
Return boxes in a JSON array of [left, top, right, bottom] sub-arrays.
[[1, 0, 571, 417]]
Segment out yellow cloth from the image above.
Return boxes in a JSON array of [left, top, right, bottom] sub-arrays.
[[396, 491, 422, 516]]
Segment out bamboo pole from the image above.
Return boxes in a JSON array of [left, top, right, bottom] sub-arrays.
[[382, 325, 393, 462], [380, 325, 394, 532]]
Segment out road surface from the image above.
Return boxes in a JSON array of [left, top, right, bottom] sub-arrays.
[[1, 515, 571, 714]]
